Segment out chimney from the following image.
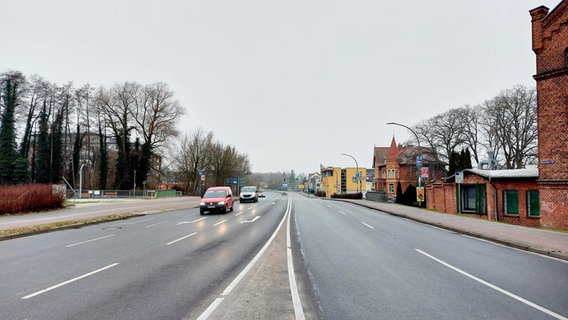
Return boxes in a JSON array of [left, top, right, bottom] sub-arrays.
[[530, 6, 549, 53]]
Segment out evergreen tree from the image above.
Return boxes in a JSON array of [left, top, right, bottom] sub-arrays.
[[0, 77, 19, 184], [50, 109, 64, 183], [70, 123, 83, 188], [448, 149, 460, 175], [461, 148, 473, 170], [36, 103, 51, 183], [395, 181, 403, 204]]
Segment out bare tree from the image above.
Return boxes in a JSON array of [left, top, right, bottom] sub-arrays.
[[173, 128, 214, 195], [483, 85, 537, 169]]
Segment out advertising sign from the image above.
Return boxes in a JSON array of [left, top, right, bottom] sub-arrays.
[[416, 187, 425, 202], [420, 167, 429, 178]]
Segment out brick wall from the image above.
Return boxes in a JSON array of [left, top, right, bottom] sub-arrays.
[[531, 1, 568, 230]]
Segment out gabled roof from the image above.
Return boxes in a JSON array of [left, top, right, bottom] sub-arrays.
[[542, 0, 568, 27], [373, 146, 390, 167]]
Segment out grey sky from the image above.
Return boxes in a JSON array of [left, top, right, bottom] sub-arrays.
[[1, 0, 558, 174]]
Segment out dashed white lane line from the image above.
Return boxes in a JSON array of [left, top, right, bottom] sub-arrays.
[[146, 221, 168, 228], [166, 232, 197, 246], [416, 249, 568, 320], [21, 263, 119, 300], [241, 216, 260, 224], [361, 222, 375, 230], [177, 217, 207, 225], [213, 220, 227, 227], [65, 234, 115, 248]]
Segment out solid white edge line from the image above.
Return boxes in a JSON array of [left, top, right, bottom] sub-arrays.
[[195, 298, 225, 320], [167, 232, 197, 246], [415, 249, 568, 320], [287, 199, 306, 320], [196, 198, 290, 320], [65, 234, 115, 247], [21, 263, 119, 300]]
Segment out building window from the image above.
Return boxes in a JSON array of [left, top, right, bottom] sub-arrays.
[[527, 190, 540, 217], [462, 185, 477, 211], [503, 190, 519, 215], [388, 183, 394, 193], [387, 169, 395, 178]]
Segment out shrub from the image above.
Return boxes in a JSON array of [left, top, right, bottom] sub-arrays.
[[331, 193, 362, 199], [0, 184, 65, 215], [315, 191, 326, 197]]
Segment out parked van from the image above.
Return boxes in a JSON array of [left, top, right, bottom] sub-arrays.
[[200, 186, 234, 215]]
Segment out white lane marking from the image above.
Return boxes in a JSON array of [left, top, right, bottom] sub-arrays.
[[361, 222, 375, 230], [197, 199, 290, 320], [240, 216, 260, 224], [235, 212, 243, 216], [167, 232, 197, 246], [177, 217, 206, 225], [339, 211, 349, 217], [416, 249, 568, 320], [213, 220, 227, 227], [287, 199, 306, 320], [65, 234, 115, 248], [146, 221, 168, 228], [21, 263, 119, 300]]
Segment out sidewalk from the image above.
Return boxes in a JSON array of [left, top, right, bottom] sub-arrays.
[[336, 198, 568, 261], [0, 197, 201, 232]]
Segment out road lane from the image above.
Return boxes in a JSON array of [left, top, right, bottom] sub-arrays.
[[291, 193, 568, 320], [0, 193, 290, 320]]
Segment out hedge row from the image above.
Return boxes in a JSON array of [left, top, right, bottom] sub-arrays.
[[0, 184, 65, 215]]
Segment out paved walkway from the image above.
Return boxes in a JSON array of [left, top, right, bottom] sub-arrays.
[[0, 197, 201, 232], [336, 198, 568, 261]]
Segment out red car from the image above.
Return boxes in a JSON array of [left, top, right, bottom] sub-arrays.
[[200, 186, 234, 215]]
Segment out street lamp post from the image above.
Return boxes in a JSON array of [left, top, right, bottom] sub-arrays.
[[340, 153, 360, 195], [79, 163, 86, 199], [386, 122, 423, 207]]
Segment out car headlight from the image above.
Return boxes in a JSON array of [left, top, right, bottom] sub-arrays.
[[218, 201, 225, 205], [200, 202, 205, 206]]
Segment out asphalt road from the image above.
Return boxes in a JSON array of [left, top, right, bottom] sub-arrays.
[[292, 193, 568, 320], [1, 192, 567, 320], [0, 193, 290, 320]]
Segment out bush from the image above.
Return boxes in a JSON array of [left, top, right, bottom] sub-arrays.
[[0, 184, 65, 215], [331, 193, 362, 199], [315, 191, 326, 197]]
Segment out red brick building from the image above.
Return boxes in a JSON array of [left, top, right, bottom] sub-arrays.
[[530, 1, 568, 229], [426, 169, 540, 227], [374, 137, 439, 200]]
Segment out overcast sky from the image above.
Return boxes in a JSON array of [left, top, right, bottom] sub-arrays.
[[1, 0, 560, 174]]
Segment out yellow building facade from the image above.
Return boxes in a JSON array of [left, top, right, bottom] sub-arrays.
[[321, 166, 366, 198]]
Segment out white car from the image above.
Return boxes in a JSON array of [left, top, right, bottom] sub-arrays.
[[239, 186, 259, 203]]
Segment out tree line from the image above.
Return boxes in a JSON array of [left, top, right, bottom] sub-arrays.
[[411, 84, 537, 173], [0, 70, 250, 194]]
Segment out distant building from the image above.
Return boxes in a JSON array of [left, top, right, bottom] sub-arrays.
[[531, 1, 568, 229], [320, 166, 365, 198], [374, 137, 439, 201]]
